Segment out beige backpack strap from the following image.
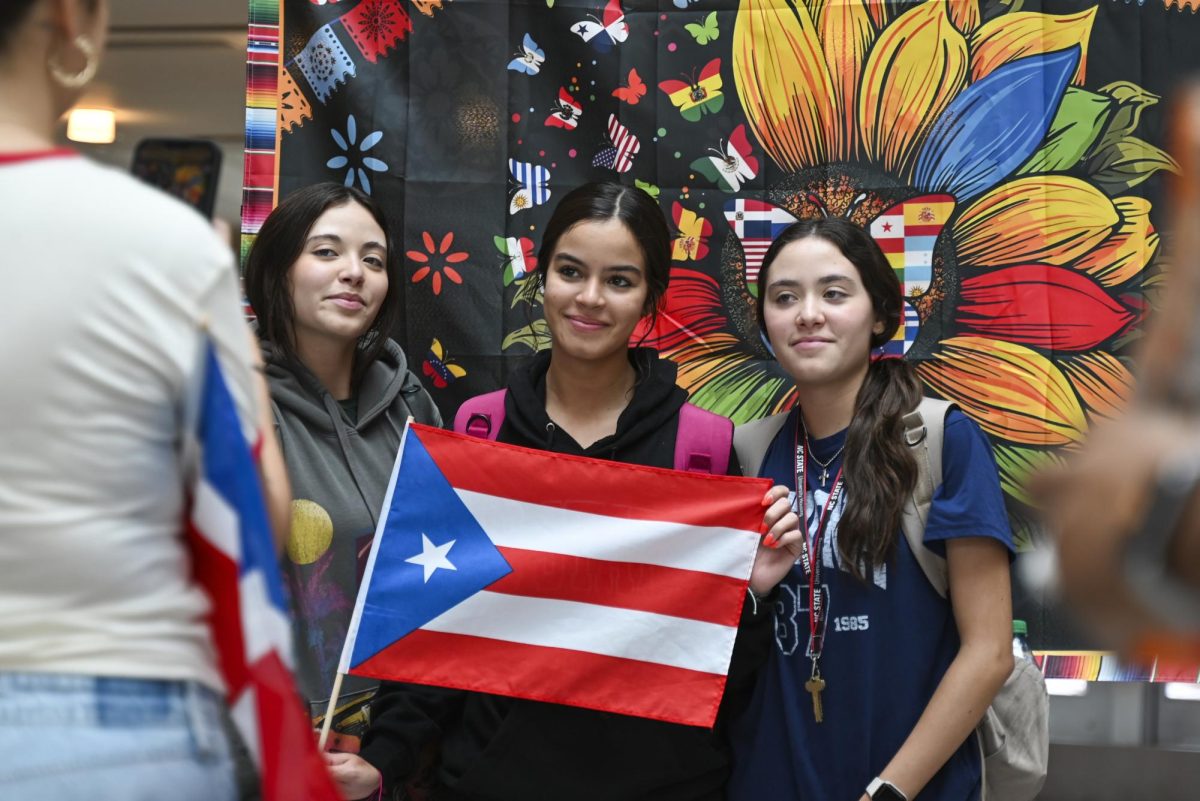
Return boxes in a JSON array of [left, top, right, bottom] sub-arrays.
[[733, 412, 791, 479], [900, 397, 957, 599]]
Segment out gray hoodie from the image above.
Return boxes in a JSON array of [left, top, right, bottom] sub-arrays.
[[264, 339, 442, 706]]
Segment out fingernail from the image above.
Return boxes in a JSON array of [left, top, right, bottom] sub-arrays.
[[764, 535, 775, 548]]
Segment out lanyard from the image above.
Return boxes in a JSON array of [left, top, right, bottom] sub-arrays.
[[793, 424, 845, 675]]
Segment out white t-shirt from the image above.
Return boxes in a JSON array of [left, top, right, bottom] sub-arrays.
[[0, 151, 259, 691]]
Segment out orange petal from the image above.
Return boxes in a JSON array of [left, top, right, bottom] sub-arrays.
[[1072, 196, 1158, 287], [948, 0, 980, 35], [916, 335, 1087, 445], [432, 271, 443, 295], [439, 232, 454, 253], [865, 0, 889, 30], [955, 176, 1119, 268], [411, 266, 430, 282], [970, 8, 1096, 86], [859, 0, 968, 179], [1061, 352, 1134, 420], [422, 231, 435, 252], [406, 250, 429, 263], [733, 0, 836, 171], [445, 251, 470, 264], [821, 0, 875, 160], [443, 266, 463, 284]]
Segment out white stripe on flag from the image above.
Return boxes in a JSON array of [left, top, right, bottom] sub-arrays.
[[239, 570, 294, 667], [422, 590, 735, 674], [455, 489, 758, 579], [192, 479, 240, 561]]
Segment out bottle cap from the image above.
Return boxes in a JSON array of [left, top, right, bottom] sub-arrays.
[[1012, 619, 1028, 636]]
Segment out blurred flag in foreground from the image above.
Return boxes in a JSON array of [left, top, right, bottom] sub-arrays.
[[186, 340, 339, 800]]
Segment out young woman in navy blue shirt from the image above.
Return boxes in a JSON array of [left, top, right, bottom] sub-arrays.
[[730, 218, 1014, 801]]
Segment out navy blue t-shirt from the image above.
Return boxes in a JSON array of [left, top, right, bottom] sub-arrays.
[[728, 408, 1012, 801]]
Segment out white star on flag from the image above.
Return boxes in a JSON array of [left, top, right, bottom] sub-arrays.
[[405, 534, 457, 583]]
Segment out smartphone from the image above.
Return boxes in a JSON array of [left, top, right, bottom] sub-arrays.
[[131, 138, 222, 219]]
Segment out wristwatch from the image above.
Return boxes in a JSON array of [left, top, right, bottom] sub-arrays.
[[866, 777, 908, 801]]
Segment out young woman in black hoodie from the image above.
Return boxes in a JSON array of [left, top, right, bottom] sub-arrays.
[[324, 182, 773, 800]]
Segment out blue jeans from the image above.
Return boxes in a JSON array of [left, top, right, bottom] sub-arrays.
[[0, 671, 236, 800]]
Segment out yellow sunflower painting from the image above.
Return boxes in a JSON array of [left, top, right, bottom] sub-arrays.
[[644, 0, 1176, 544]]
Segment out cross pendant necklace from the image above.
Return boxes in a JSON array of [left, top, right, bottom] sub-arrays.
[[805, 662, 826, 723], [807, 444, 845, 488]]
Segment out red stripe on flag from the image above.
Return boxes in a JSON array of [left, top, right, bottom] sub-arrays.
[[253, 653, 342, 800], [904, 224, 943, 237], [876, 239, 904, 253], [412, 424, 768, 532], [354, 629, 726, 727], [186, 520, 248, 694], [491, 547, 746, 626]]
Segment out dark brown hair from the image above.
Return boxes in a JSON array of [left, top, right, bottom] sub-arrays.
[[756, 217, 924, 581], [244, 182, 400, 386]]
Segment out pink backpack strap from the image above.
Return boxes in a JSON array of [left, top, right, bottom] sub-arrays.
[[675, 402, 733, 475], [453, 389, 508, 440]]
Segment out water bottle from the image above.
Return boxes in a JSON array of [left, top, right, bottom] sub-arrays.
[[1012, 619, 1033, 662]]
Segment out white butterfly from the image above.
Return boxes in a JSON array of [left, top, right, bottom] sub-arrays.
[[571, 0, 629, 54]]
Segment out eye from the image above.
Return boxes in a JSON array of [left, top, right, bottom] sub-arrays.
[[364, 254, 386, 269], [824, 288, 849, 300], [556, 265, 580, 279], [608, 274, 634, 288], [313, 247, 338, 258], [771, 291, 797, 305]]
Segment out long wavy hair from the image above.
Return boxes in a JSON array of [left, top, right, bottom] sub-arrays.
[[244, 182, 401, 386], [756, 217, 924, 581]]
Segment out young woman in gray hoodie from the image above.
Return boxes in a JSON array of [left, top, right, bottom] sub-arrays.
[[244, 183, 442, 745]]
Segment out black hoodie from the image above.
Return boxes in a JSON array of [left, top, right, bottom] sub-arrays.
[[360, 349, 771, 801]]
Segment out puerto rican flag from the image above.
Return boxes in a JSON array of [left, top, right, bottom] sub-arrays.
[[340, 423, 768, 728], [724, 198, 799, 291], [186, 341, 340, 801]]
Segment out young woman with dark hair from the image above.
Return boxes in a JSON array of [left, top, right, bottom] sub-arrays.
[[0, 1, 290, 797], [244, 182, 441, 733], [323, 181, 773, 801], [729, 218, 1014, 801]]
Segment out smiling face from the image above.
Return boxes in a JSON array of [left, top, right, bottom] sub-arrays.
[[543, 217, 649, 364], [288, 201, 389, 352], [761, 236, 885, 392]]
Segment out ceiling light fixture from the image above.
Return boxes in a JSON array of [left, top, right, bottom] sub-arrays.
[[66, 108, 116, 144]]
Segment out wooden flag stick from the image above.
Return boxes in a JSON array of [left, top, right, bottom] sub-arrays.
[[317, 671, 345, 752]]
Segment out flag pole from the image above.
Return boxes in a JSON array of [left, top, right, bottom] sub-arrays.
[[317, 673, 344, 752], [318, 416, 417, 753]]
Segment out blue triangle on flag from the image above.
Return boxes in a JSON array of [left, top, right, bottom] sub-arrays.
[[349, 430, 511, 668]]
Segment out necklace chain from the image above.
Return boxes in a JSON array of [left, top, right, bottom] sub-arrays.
[[801, 417, 846, 487]]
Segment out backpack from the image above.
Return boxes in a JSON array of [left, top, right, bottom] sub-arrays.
[[733, 398, 1049, 801], [452, 388, 733, 475]]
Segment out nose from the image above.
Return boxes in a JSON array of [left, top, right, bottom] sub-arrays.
[[338, 256, 365, 287], [576, 275, 604, 307], [794, 295, 824, 328]]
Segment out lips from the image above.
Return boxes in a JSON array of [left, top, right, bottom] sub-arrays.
[[327, 293, 366, 310], [791, 337, 833, 349], [565, 314, 608, 332]]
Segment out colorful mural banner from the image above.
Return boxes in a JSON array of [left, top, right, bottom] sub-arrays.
[[242, 0, 1200, 676]]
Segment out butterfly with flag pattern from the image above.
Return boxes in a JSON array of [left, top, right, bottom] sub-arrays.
[[423, 339, 467, 388], [672, 203, 712, 261], [507, 33, 545, 75], [592, 114, 640, 173], [659, 58, 724, 122], [571, 0, 628, 53], [495, 235, 537, 286], [545, 87, 582, 129], [691, 124, 758, 193], [508, 159, 551, 215]]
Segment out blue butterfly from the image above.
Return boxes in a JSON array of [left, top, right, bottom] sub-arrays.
[[673, 0, 699, 7], [507, 33, 545, 75]]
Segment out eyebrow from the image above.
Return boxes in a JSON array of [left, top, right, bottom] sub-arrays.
[[767, 274, 856, 290], [554, 252, 643, 275], [306, 233, 386, 250]]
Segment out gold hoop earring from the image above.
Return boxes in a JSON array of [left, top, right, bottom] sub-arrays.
[[48, 35, 98, 90]]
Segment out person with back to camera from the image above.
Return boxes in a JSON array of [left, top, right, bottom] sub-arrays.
[[321, 181, 776, 801], [243, 182, 443, 747], [727, 218, 1014, 801], [0, 1, 290, 798]]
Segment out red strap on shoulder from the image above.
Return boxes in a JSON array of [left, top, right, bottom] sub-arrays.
[[675, 403, 733, 474], [453, 389, 507, 440]]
